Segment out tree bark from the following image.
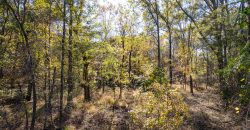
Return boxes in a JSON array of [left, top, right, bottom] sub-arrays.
[[168, 28, 172, 87], [128, 49, 132, 79], [206, 52, 209, 89], [156, 0, 161, 68], [59, 0, 66, 128], [26, 82, 32, 101], [119, 31, 125, 99], [67, 0, 74, 109], [83, 56, 91, 101], [30, 73, 37, 130], [48, 67, 56, 123], [190, 75, 193, 94], [43, 70, 48, 129]]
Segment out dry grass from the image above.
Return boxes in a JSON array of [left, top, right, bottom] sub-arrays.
[[1, 84, 246, 130]]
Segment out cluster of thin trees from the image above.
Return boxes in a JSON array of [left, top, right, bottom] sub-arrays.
[[0, 0, 250, 129]]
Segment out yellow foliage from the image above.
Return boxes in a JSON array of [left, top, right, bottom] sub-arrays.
[[129, 85, 188, 130], [235, 107, 240, 114]]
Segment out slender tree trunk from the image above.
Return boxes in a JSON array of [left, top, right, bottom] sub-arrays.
[[206, 52, 209, 89], [47, 2, 52, 125], [26, 81, 32, 101], [48, 67, 56, 123], [67, 0, 74, 109], [187, 24, 193, 93], [83, 56, 91, 101], [221, 0, 228, 68], [217, 47, 225, 91], [102, 76, 105, 94], [43, 71, 48, 129], [184, 69, 187, 90], [216, 20, 225, 92], [59, 0, 66, 128], [128, 49, 132, 79], [168, 28, 172, 87], [156, 0, 161, 68], [119, 33, 125, 99], [190, 75, 193, 95], [43, 18, 51, 128], [30, 72, 37, 130]]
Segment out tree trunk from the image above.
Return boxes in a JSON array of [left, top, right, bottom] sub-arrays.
[[169, 29, 172, 87], [43, 17, 51, 128], [59, 0, 66, 128], [26, 82, 32, 101], [67, 0, 74, 109], [30, 73, 37, 130], [128, 49, 132, 79], [156, 0, 161, 68], [83, 56, 91, 101], [47, 67, 56, 124], [217, 31, 225, 92], [206, 52, 209, 89], [43, 71, 48, 129], [190, 75, 193, 94], [102, 78, 105, 93], [183, 71, 186, 90], [119, 33, 125, 99]]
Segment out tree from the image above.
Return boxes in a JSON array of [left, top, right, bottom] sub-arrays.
[[59, 0, 66, 128], [140, 0, 161, 69], [66, 0, 74, 110]]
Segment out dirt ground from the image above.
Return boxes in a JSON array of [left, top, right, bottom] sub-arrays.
[[177, 84, 248, 130], [0, 85, 249, 130]]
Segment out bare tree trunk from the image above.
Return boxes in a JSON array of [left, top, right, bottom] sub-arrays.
[[217, 34, 225, 92], [26, 81, 32, 101], [67, 0, 74, 109], [206, 52, 209, 89], [83, 56, 91, 101], [190, 75, 193, 95], [43, 16, 51, 128], [43, 71, 48, 129], [187, 24, 193, 94], [102, 76, 105, 94], [168, 28, 172, 87], [128, 49, 132, 79], [30, 72, 37, 130], [156, 0, 161, 68], [48, 67, 56, 124], [59, 0, 66, 128], [119, 32, 125, 99], [183, 70, 186, 90]]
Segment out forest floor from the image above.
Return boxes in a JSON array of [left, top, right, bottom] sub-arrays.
[[62, 84, 247, 130], [178, 84, 247, 130], [0, 84, 248, 130]]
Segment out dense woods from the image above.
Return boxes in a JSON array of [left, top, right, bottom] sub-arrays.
[[0, 0, 249, 129]]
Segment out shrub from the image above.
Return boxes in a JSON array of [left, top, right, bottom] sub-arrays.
[[129, 83, 188, 130]]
